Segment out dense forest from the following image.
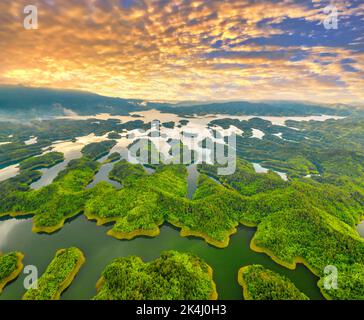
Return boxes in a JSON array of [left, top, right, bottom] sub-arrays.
[[81, 140, 117, 160], [94, 251, 217, 300], [23, 247, 85, 300], [0, 142, 117, 232], [19, 152, 64, 171], [238, 265, 309, 300], [1, 111, 364, 299], [0, 252, 24, 294]]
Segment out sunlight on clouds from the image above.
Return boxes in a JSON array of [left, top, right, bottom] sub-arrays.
[[0, 0, 363, 103]]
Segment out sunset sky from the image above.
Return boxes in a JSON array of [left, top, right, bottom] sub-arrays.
[[0, 0, 363, 103]]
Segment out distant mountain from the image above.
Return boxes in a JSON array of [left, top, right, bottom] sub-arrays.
[[0, 85, 355, 120], [0, 85, 145, 119], [156, 100, 353, 117]]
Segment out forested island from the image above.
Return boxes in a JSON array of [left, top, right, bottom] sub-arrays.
[[94, 251, 217, 300], [0, 252, 24, 294], [1, 106, 364, 300], [0, 142, 117, 233], [238, 265, 309, 300], [23, 247, 85, 300]]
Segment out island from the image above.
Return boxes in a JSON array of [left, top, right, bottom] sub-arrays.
[[238, 265, 309, 300], [0, 252, 24, 294], [107, 132, 122, 140], [93, 251, 217, 300], [23, 247, 85, 300], [0, 141, 116, 233], [19, 152, 64, 171], [1, 113, 364, 300]]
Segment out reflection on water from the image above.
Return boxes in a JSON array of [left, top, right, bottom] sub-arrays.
[[30, 161, 70, 190], [251, 128, 265, 140], [24, 136, 38, 145], [253, 163, 268, 173], [0, 164, 19, 183], [86, 162, 122, 190], [49, 134, 110, 159], [31, 134, 112, 189], [0, 111, 350, 300], [0, 216, 323, 300], [273, 133, 283, 139], [358, 221, 364, 238], [275, 171, 288, 181], [0, 111, 345, 185], [59, 109, 345, 128], [0, 218, 29, 244], [253, 163, 288, 181]]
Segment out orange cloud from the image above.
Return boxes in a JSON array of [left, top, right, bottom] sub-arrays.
[[0, 0, 363, 104]]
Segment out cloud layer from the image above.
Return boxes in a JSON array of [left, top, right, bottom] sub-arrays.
[[0, 0, 363, 104]]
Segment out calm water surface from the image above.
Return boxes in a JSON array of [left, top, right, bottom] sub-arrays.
[[0, 216, 323, 300], [0, 152, 323, 301], [0, 111, 339, 300]]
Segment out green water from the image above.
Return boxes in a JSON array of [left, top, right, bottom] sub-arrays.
[[0, 161, 324, 301], [0, 215, 323, 300]]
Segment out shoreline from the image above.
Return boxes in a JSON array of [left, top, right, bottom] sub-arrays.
[[237, 267, 250, 300], [85, 211, 163, 240], [20, 157, 64, 172], [249, 237, 331, 299], [94, 262, 218, 300], [207, 265, 218, 300], [53, 249, 86, 300], [1, 210, 81, 234], [86, 211, 238, 248], [0, 252, 24, 294], [95, 276, 105, 294], [107, 227, 161, 240], [170, 220, 238, 249], [249, 237, 320, 276], [23, 248, 85, 300], [32, 210, 83, 234], [0, 211, 31, 219]]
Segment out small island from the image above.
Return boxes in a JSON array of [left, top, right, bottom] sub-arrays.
[[0, 252, 24, 294], [23, 247, 85, 300], [238, 265, 309, 300], [81, 140, 117, 160], [107, 132, 122, 140], [93, 251, 217, 300], [0, 141, 117, 233], [19, 152, 64, 171]]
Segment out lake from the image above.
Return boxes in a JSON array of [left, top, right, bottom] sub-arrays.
[[0, 157, 323, 300], [0, 216, 323, 300], [0, 111, 345, 300]]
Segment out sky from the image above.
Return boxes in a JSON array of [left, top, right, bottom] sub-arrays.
[[0, 0, 363, 104]]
